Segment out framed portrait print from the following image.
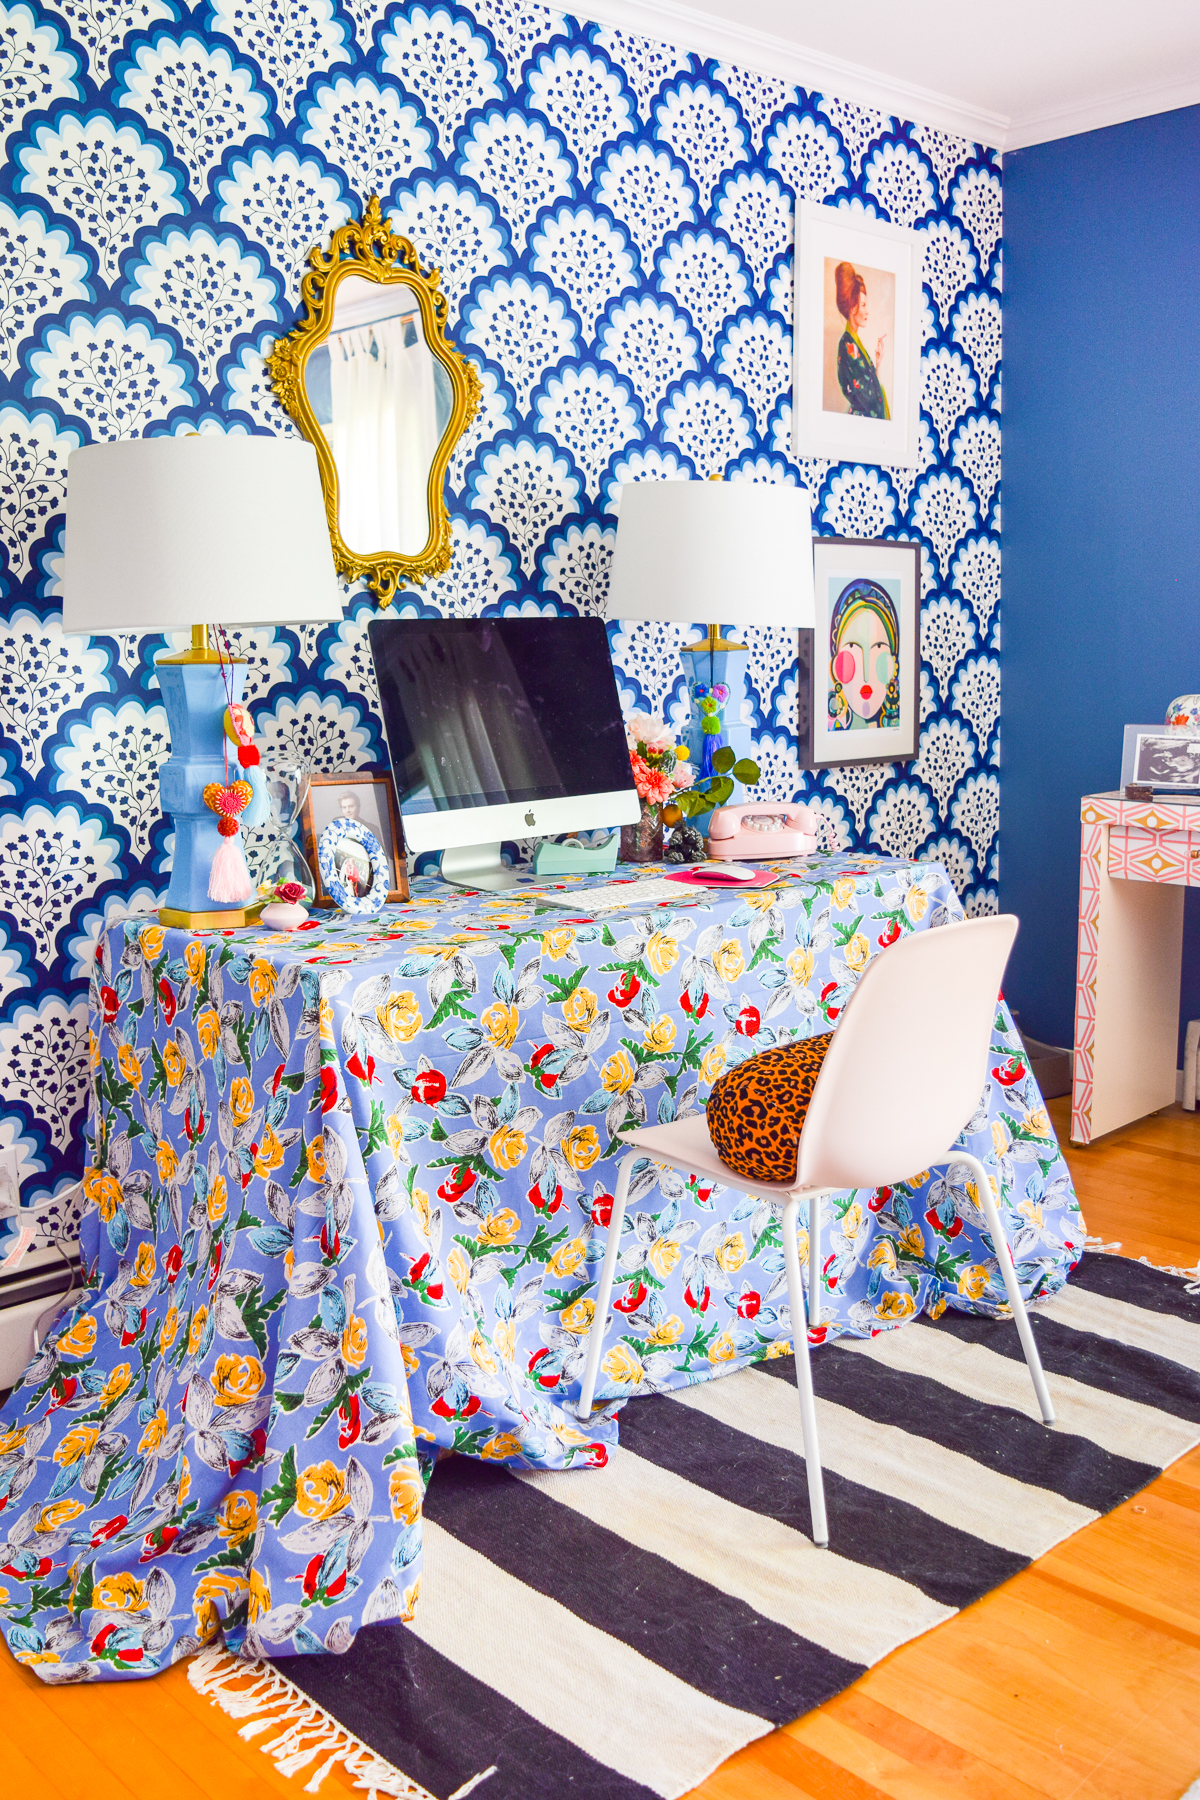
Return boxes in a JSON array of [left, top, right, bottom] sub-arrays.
[[301, 772, 409, 904], [808, 538, 920, 768], [793, 201, 923, 467]]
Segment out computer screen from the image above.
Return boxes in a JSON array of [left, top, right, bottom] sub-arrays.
[[367, 616, 640, 878]]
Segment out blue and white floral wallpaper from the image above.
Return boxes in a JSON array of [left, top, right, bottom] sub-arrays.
[[0, 0, 1002, 1206]]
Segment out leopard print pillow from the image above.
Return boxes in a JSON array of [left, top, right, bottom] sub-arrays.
[[706, 1034, 833, 1183]]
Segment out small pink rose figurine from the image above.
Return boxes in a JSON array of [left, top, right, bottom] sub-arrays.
[[260, 880, 309, 930]]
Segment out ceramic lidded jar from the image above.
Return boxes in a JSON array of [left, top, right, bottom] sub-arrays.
[[1166, 695, 1200, 729]]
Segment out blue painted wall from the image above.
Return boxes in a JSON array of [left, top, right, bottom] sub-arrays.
[[1001, 104, 1200, 1051]]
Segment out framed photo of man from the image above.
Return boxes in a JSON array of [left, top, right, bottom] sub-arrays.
[[807, 537, 921, 768], [793, 201, 922, 468], [301, 772, 409, 904]]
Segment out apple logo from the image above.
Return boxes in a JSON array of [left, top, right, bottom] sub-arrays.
[[525, 810, 536, 826]]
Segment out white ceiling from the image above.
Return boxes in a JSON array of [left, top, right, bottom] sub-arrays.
[[577, 0, 1200, 149]]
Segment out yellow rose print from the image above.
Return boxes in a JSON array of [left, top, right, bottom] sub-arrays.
[[488, 1124, 527, 1171], [185, 940, 206, 983], [992, 1119, 1011, 1157], [645, 931, 679, 975], [787, 946, 814, 986], [904, 885, 929, 923], [958, 1265, 990, 1300], [155, 1139, 178, 1182], [714, 1232, 746, 1274], [643, 1016, 676, 1054], [831, 877, 857, 909], [842, 1202, 863, 1241], [469, 1329, 498, 1376], [548, 1235, 587, 1278], [877, 1291, 917, 1321], [84, 1167, 123, 1223], [207, 1174, 228, 1224], [53, 1424, 98, 1468], [210, 1353, 266, 1408], [562, 986, 598, 1029], [138, 1407, 169, 1454], [541, 925, 577, 961], [561, 1124, 601, 1172], [130, 1243, 156, 1288], [1024, 1107, 1051, 1139], [410, 1184, 431, 1237], [160, 1304, 180, 1350], [88, 1029, 100, 1070], [99, 1363, 132, 1409], [708, 1330, 738, 1364], [493, 1319, 516, 1363], [188, 1306, 209, 1356], [94, 1571, 148, 1610], [646, 1237, 681, 1280], [482, 1001, 519, 1048], [196, 1005, 220, 1058], [601, 1342, 644, 1385], [248, 960, 277, 1006], [843, 932, 870, 973], [229, 1076, 254, 1125], [646, 1315, 684, 1347], [700, 1045, 726, 1085], [559, 1297, 595, 1335], [307, 1137, 327, 1183], [480, 1432, 523, 1460], [389, 1462, 424, 1525], [253, 1127, 285, 1178], [867, 1240, 896, 1271], [56, 1314, 96, 1359], [477, 1208, 520, 1247], [297, 1460, 351, 1520], [218, 1490, 258, 1546], [319, 997, 335, 1042], [341, 1313, 368, 1367], [138, 923, 165, 962], [0, 1427, 26, 1455], [712, 938, 745, 982], [117, 1044, 143, 1089], [600, 1047, 636, 1095], [899, 1224, 925, 1257], [376, 990, 422, 1043], [447, 1245, 472, 1293], [248, 1567, 271, 1623], [161, 1040, 185, 1088]]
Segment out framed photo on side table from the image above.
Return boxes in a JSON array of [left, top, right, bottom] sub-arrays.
[[301, 772, 409, 904], [793, 200, 923, 467], [808, 537, 920, 768]]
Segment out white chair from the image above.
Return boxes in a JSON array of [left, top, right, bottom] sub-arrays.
[[576, 914, 1056, 1549]]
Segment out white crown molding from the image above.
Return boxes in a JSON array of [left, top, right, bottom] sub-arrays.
[[573, 0, 1200, 155], [574, 0, 1011, 148], [1004, 75, 1200, 151]]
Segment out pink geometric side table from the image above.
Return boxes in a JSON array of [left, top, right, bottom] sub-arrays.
[[1071, 791, 1199, 1143]]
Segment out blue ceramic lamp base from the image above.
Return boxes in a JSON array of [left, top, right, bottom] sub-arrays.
[[678, 639, 757, 836], [156, 647, 264, 931]]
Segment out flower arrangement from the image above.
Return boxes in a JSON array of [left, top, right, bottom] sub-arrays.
[[625, 712, 692, 809], [622, 711, 763, 863]]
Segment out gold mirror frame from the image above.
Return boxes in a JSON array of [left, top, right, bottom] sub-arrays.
[[267, 195, 482, 606]]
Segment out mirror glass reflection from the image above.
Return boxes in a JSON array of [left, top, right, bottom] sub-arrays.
[[303, 275, 454, 558]]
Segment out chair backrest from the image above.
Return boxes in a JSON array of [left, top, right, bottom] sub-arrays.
[[795, 914, 1018, 1192]]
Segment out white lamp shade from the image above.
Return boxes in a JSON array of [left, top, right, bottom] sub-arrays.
[[61, 436, 344, 631], [607, 479, 815, 628]]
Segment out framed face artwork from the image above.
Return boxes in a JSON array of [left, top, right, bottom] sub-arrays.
[[808, 538, 920, 768], [793, 201, 923, 467], [301, 772, 409, 904]]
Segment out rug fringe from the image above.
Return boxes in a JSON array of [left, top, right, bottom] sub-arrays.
[[188, 1644, 438, 1799], [1085, 1235, 1200, 1293]]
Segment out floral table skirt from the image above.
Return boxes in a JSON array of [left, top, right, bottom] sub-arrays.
[[0, 855, 1083, 1680]]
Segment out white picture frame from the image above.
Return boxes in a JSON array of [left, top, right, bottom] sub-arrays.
[[1120, 724, 1200, 794], [808, 537, 921, 768], [793, 201, 923, 468]]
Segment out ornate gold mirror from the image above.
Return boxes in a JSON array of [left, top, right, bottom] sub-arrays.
[[268, 196, 481, 606]]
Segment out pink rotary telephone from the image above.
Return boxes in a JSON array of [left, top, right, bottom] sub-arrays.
[[707, 803, 822, 859]]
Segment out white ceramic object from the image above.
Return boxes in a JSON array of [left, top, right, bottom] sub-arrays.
[[260, 901, 308, 930]]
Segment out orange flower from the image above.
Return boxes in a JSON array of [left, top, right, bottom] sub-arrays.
[[117, 1044, 142, 1089], [210, 1354, 266, 1408], [341, 1313, 367, 1368], [129, 1243, 156, 1288], [229, 1076, 254, 1125], [253, 1126, 284, 1177], [84, 1166, 123, 1223], [296, 1460, 351, 1521], [196, 1005, 220, 1058]]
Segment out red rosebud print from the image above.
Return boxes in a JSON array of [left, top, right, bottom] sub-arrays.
[[528, 1348, 560, 1388], [529, 1044, 558, 1091], [991, 1058, 1025, 1087], [612, 1279, 646, 1313], [680, 988, 710, 1018], [337, 1393, 361, 1448], [736, 1289, 761, 1319], [590, 1191, 614, 1228], [734, 1004, 761, 1037], [91, 1514, 127, 1547], [164, 1244, 184, 1283], [807, 1325, 828, 1345], [157, 978, 176, 1025], [436, 1164, 476, 1203], [607, 971, 640, 1008], [319, 1221, 342, 1261], [411, 1067, 447, 1105], [206, 1243, 223, 1290], [528, 1179, 564, 1214], [685, 1281, 711, 1312], [319, 1066, 339, 1112], [100, 986, 119, 1024], [877, 919, 901, 947]]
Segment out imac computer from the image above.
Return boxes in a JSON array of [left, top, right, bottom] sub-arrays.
[[367, 615, 641, 890]]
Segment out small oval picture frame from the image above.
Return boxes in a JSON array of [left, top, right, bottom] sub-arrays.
[[317, 818, 389, 914]]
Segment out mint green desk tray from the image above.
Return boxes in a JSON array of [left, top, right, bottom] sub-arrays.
[[532, 832, 620, 877]]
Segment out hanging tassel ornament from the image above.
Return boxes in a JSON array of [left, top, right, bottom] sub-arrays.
[[223, 701, 271, 830], [204, 781, 255, 902]]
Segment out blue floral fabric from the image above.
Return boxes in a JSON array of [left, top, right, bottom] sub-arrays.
[[0, 855, 1083, 1682]]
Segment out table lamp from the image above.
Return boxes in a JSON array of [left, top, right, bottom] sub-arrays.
[[606, 478, 815, 807], [61, 435, 343, 930]]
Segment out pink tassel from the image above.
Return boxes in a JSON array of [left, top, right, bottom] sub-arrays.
[[209, 830, 254, 903]]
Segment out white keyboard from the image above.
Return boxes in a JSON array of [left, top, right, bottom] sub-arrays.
[[538, 876, 706, 913]]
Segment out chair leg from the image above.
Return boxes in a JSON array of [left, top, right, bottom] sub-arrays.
[[781, 1192, 829, 1547], [807, 1191, 823, 1329], [577, 1150, 637, 1420], [957, 1150, 1056, 1425]]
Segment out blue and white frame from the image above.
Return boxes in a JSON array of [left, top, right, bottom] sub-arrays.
[[317, 818, 389, 913]]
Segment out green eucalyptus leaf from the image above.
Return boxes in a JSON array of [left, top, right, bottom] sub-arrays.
[[731, 758, 760, 784], [708, 777, 734, 808], [711, 746, 735, 774]]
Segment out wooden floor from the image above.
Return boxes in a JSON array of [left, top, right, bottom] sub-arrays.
[[3, 1100, 1198, 1800]]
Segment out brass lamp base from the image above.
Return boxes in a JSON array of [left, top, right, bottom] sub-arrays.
[[159, 901, 265, 932]]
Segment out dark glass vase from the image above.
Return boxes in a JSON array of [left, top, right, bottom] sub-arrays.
[[620, 802, 663, 863]]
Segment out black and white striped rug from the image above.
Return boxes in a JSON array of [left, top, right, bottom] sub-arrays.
[[191, 1255, 1200, 1800]]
